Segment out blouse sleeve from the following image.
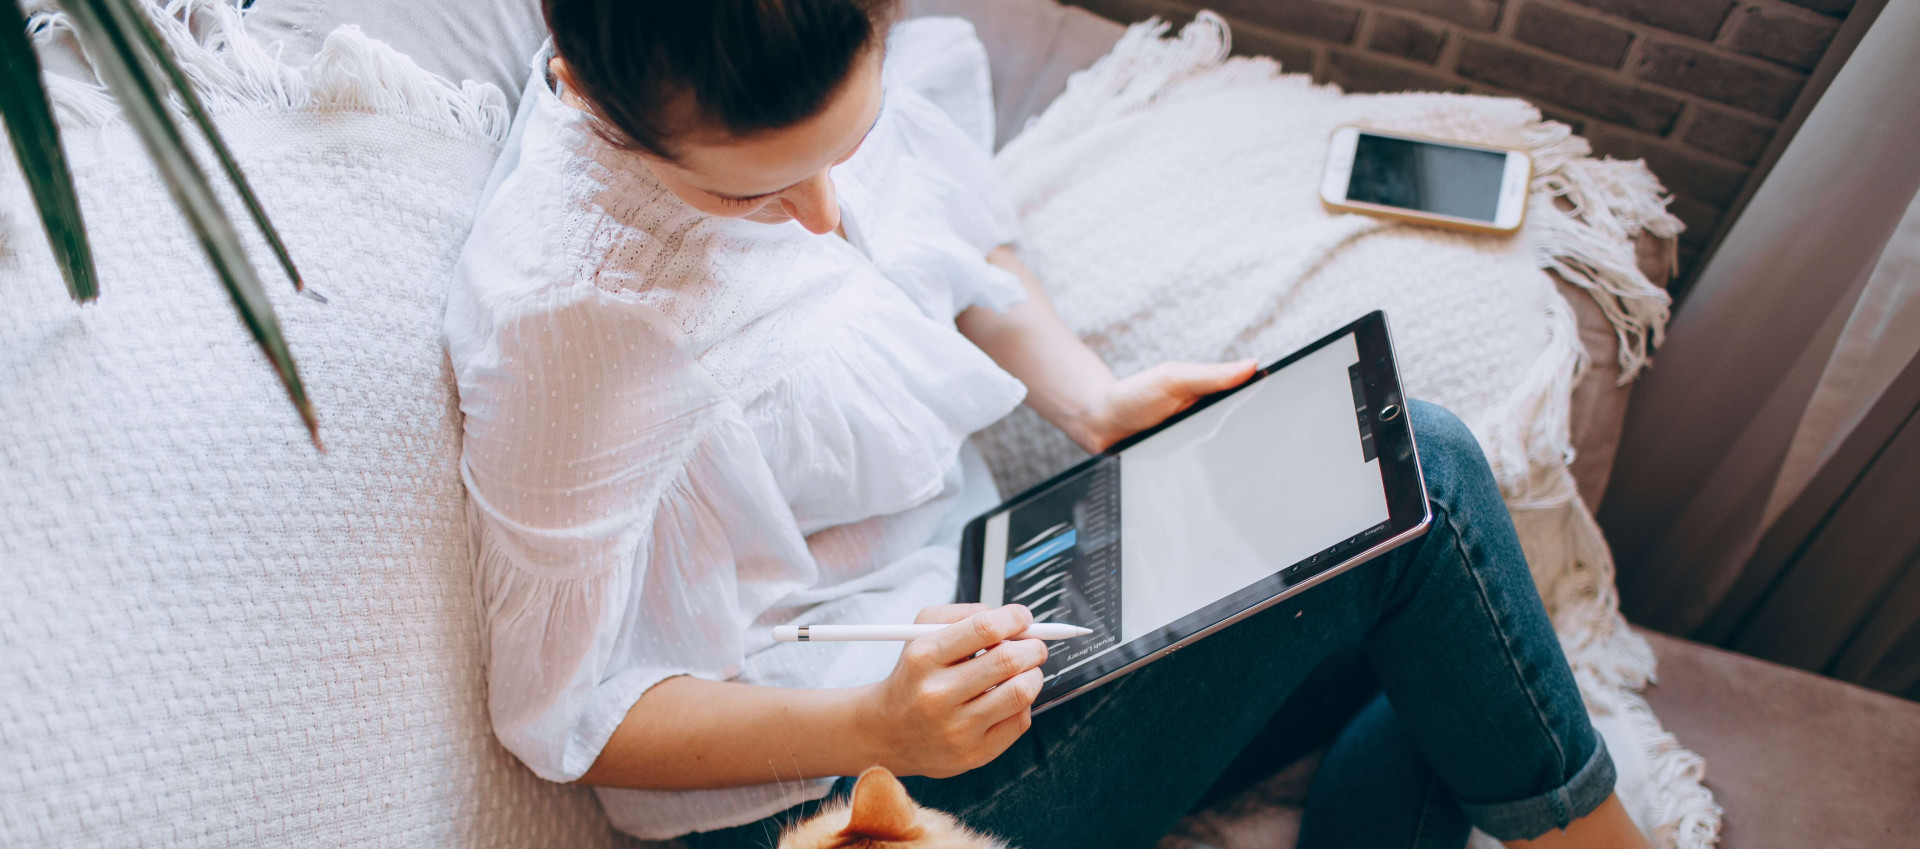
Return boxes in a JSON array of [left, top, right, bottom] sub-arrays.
[[873, 17, 1027, 314], [450, 283, 816, 783]]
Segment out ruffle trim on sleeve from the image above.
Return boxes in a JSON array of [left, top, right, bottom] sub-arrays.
[[744, 294, 1027, 535], [844, 88, 1027, 318], [474, 509, 681, 783], [869, 204, 1028, 318], [835, 23, 1027, 320], [473, 412, 817, 783]]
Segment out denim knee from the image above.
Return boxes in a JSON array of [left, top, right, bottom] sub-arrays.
[[1406, 401, 1487, 477], [1405, 401, 1508, 512], [1399, 402, 1615, 839]]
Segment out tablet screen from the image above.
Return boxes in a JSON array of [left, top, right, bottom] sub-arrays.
[[976, 330, 1392, 685]]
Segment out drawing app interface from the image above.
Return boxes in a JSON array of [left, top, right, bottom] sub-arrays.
[[979, 333, 1391, 684]]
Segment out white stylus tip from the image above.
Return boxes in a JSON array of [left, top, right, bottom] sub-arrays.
[[1026, 623, 1095, 640], [772, 625, 800, 642]]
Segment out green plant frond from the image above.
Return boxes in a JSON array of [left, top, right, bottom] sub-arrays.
[[2, 0, 98, 303], [62, 0, 319, 447], [120, 0, 307, 296]]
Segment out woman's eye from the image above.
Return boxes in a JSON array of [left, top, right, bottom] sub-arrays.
[[719, 194, 766, 208]]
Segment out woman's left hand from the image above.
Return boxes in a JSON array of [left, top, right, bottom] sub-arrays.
[[1074, 359, 1258, 453]]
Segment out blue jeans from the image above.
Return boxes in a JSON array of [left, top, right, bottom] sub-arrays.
[[683, 402, 1613, 849]]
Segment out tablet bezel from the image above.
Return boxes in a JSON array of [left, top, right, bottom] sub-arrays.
[[957, 310, 1431, 714]]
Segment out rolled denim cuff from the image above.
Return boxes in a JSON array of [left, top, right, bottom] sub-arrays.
[[1459, 735, 1617, 840]]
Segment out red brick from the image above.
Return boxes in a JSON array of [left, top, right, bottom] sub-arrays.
[[1665, 194, 1723, 247], [1371, 0, 1505, 30], [1586, 126, 1750, 207], [1367, 12, 1449, 64], [1231, 20, 1323, 71], [1536, 106, 1591, 135], [1683, 105, 1776, 163], [1778, 0, 1854, 16], [1677, 242, 1704, 280], [1326, 49, 1471, 93], [1455, 38, 1684, 133], [1206, 0, 1363, 44], [1564, 0, 1734, 39], [1513, 3, 1634, 68], [1633, 40, 1805, 119], [1727, 4, 1838, 70]]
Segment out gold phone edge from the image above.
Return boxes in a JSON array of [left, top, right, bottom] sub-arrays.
[[1323, 126, 1533, 236]]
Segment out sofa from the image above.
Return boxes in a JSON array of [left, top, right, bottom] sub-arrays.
[[3, 1, 1915, 847]]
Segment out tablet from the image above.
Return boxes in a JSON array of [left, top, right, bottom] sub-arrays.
[[957, 311, 1431, 713]]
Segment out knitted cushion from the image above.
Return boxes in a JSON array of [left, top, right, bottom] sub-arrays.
[[0, 5, 614, 846]]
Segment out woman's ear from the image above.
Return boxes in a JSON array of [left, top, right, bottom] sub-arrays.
[[842, 767, 924, 842]]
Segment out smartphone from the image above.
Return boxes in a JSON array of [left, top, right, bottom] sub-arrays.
[[1320, 127, 1531, 234]]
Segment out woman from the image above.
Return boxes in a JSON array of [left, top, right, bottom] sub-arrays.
[[445, 1, 1650, 847]]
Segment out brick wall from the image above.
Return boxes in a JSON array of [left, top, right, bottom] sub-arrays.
[[1067, 0, 1857, 277]]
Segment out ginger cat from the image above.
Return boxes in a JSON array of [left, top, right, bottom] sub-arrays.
[[778, 767, 1007, 849]]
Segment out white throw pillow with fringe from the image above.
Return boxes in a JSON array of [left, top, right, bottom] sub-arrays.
[[978, 15, 1720, 849], [0, 3, 617, 846]]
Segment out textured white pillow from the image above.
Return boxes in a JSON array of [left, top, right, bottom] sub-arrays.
[[0, 7, 616, 847]]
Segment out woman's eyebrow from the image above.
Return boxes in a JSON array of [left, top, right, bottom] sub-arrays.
[[709, 103, 885, 201]]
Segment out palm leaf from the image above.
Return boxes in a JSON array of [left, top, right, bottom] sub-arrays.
[[59, 0, 319, 446], [119, 0, 311, 299], [1, 0, 98, 302]]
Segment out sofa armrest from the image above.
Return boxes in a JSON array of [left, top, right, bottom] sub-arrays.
[[1557, 228, 1674, 510]]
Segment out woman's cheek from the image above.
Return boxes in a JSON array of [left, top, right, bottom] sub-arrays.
[[743, 204, 793, 224]]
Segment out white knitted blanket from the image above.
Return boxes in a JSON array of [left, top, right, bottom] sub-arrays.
[[976, 16, 1719, 849]]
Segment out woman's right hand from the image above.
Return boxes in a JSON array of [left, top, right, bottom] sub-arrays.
[[857, 603, 1048, 778]]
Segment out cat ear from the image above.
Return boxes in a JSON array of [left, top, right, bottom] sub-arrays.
[[842, 767, 924, 842]]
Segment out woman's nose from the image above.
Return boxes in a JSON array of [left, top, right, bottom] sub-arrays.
[[778, 171, 841, 235]]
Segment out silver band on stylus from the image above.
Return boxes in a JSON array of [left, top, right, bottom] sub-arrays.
[[797, 625, 810, 642]]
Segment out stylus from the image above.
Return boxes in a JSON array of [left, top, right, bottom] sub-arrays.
[[773, 623, 1095, 642]]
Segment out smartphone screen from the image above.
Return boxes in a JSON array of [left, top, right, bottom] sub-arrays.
[[1347, 133, 1508, 223]]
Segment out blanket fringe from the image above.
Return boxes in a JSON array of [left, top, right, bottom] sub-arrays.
[[1522, 126, 1677, 381], [26, 0, 508, 143]]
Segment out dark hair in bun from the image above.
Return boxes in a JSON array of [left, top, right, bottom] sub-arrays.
[[545, 0, 898, 159]]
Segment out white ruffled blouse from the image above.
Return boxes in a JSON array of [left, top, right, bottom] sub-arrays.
[[444, 19, 1027, 840]]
